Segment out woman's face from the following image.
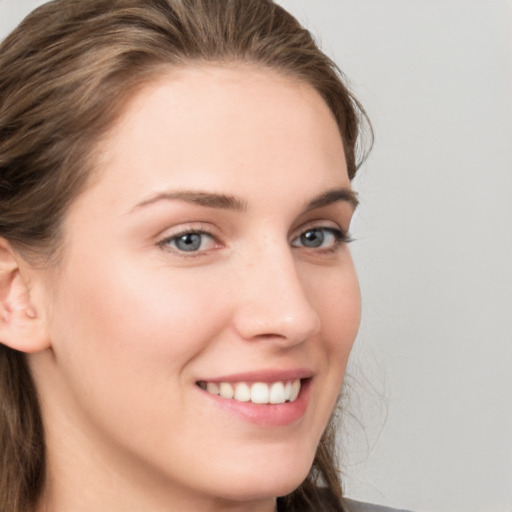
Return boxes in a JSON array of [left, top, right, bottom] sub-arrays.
[[32, 66, 361, 510]]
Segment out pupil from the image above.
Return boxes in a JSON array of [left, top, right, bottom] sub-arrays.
[[177, 233, 201, 251], [301, 229, 324, 247]]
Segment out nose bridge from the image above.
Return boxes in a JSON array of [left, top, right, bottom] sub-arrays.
[[233, 236, 321, 344]]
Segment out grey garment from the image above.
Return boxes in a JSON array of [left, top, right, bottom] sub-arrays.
[[344, 498, 413, 512]]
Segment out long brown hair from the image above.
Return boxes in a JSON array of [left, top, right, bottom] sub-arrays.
[[0, 1, 372, 510]]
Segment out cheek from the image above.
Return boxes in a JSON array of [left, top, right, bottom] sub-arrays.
[[306, 258, 361, 356], [55, 252, 221, 344], [301, 258, 361, 393], [326, 278, 361, 359], [47, 253, 231, 417]]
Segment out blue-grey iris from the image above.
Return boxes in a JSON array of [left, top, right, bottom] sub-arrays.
[[175, 233, 202, 251], [300, 229, 324, 248]]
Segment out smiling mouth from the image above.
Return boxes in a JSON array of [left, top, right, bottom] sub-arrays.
[[197, 379, 303, 405]]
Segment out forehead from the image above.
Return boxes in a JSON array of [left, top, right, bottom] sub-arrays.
[[89, 65, 349, 207]]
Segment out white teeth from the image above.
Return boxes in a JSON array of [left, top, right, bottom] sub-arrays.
[[284, 381, 292, 401], [251, 382, 270, 404], [234, 382, 251, 402], [219, 382, 234, 399], [290, 380, 301, 402], [200, 379, 302, 405], [269, 382, 286, 404]]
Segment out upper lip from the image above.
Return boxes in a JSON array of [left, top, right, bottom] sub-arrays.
[[196, 368, 314, 384]]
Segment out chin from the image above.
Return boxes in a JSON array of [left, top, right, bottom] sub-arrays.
[[215, 474, 308, 503], [207, 451, 314, 502]]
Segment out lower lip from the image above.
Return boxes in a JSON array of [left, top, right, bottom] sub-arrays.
[[198, 379, 311, 427]]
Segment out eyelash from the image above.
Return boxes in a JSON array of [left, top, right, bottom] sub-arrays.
[[157, 224, 353, 256], [290, 226, 353, 253], [157, 225, 218, 255]]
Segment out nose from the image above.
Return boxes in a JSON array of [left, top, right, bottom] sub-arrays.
[[231, 243, 321, 347]]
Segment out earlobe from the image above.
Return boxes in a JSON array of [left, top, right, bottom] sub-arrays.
[[0, 238, 51, 353]]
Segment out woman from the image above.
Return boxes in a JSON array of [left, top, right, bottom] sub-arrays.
[[0, 1, 406, 511]]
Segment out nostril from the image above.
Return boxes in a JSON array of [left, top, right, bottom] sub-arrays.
[[232, 297, 320, 345]]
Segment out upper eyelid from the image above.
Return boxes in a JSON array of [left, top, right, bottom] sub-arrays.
[[292, 226, 347, 242], [155, 220, 346, 239], [156, 222, 219, 241], [159, 229, 214, 243], [290, 219, 344, 238]]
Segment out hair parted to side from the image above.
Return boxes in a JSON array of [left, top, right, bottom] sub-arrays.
[[0, 1, 372, 510]]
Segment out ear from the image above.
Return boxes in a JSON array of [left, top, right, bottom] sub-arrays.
[[0, 238, 51, 353]]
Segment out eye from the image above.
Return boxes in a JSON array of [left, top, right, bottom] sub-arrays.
[[159, 230, 217, 253], [290, 227, 349, 250]]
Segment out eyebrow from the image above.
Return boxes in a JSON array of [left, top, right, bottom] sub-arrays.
[[131, 186, 358, 213], [131, 190, 247, 212], [305, 187, 359, 211]]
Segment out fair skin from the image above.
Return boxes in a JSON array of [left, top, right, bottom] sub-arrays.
[[4, 66, 360, 511]]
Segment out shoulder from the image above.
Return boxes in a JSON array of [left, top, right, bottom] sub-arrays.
[[343, 498, 414, 512]]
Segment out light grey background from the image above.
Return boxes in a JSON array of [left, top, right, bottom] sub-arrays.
[[1, 1, 511, 512]]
